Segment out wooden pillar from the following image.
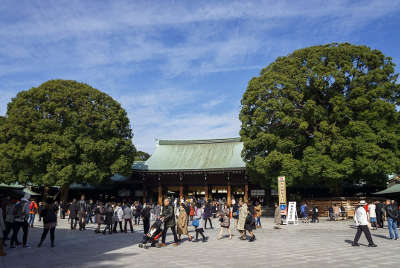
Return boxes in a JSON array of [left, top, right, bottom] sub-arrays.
[[244, 183, 249, 203], [158, 182, 162, 205], [227, 183, 231, 206]]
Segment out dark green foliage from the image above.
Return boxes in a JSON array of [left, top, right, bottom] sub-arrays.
[[240, 43, 400, 190], [0, 80, 136, 186]]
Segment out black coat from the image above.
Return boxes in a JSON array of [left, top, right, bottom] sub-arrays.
[[245, 213, 256, 231], [69, 202, 78, 218], [141, 206, 151, 220], [161, 205, 175, 228], [40, 205, 58, 224], [103, 206, 114, 225]]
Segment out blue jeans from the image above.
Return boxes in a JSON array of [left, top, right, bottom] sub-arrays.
[[28, 214, 35, 226], [388, 217, 399, 239], [256, 217, 261, 226]]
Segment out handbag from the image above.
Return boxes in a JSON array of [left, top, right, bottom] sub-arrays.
[[192, 219, 200, 227]]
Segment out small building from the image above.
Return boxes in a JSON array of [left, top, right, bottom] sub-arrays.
[[131, 138, 254, 205]]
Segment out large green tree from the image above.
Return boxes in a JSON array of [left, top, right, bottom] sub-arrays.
[[0, 80, 136, 195], [240, 43, 400, 192]]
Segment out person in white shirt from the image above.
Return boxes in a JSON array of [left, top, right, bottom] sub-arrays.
[[352, 200, 377, 247], [368, 202, 377, 230]]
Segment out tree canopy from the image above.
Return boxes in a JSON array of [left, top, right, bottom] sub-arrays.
[[240, 43, 400, 191], [0, 80, 136, 187]]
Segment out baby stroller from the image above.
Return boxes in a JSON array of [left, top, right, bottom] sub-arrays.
[[138, 218, 163, 249]]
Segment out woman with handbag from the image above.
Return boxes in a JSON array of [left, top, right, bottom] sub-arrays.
[[217, 204, 232, 240], [192, 203, 207, 242]]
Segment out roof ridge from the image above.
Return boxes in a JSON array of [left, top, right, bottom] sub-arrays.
[[158, 137, 241, 145]]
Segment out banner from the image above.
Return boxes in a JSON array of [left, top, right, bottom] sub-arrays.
[[278, 176, 286, 215], [286, 201, 298, 225]]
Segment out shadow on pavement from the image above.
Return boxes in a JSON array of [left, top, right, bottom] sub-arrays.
[[3, 224, 142, 268]]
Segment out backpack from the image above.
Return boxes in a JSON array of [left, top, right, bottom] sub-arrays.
[[13, 201, 28, 220]]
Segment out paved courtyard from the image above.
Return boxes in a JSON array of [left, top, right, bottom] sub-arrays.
[[2, 217, 400, 268]]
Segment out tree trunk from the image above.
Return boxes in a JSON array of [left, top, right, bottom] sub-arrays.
[[60, 184, 69, 202]]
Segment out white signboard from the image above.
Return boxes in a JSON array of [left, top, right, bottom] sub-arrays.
[[286, 201, 298, 225]]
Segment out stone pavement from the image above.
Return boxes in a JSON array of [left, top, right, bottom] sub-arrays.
[[2, 217, 400, 268]]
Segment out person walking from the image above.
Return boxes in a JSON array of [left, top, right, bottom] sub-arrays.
[[274, 203, 281, 229], [134, 202, 142, 225], [189, 203, 195, 221], [28, 199, 38, 228], [122, 202, 134, 233], [10, 193, 31, 248], [113, 203, 124, 233], [60, 201, 67, 219], [352, 200, 377, 247], [254, 202, 262, 228], [311, 206, 319, 223], [160, 199, 179, 247], [177, 203, 193, 241], [94, 202, 104, 233], [68, 199, 78, 230], [3, 199, 21, 245], [203, 202, 213, 229], [385, 200, 399, 240], [192, 203, 207, 242], [38, 199, 58, 248], [102, 203, 114, 235], [86, 200, 95, 224], [0, 206, 7, 256], [141, 202, 151, 234], [217, 204, 232, 240], [237, 200, 247, 240], [368, 202, 377, 230], [77, 195, 88, 231], [245, 203, 256, 242]]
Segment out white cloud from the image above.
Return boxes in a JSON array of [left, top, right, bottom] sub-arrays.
[[1, 0, 400, 152]]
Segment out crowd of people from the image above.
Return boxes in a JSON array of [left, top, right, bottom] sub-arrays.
[[3, 192, 399, 256], [0, 193, 262, 256]]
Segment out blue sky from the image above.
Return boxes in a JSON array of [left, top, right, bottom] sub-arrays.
[[1, 0, 400, 153]]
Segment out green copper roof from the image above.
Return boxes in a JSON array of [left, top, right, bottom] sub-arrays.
[[374, 184, 400, 194], [133, 138, 246, 171]]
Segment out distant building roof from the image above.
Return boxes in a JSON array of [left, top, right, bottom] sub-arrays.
[[374, 183, 400, 195], [132, 138, 246, 172]]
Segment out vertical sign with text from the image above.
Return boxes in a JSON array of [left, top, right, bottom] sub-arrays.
[[278, 176, 287, 215]]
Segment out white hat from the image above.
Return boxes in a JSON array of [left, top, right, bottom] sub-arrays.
[[358, 200, 366, 206]]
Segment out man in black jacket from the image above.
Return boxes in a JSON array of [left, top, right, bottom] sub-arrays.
[[160, 199, 178, 247], [69, 199, 78, 230], [385, 200, 399, 240], [77, 195, 88, 231]]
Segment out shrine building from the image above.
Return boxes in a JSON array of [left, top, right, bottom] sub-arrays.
[[131, 138, 254, 205]]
